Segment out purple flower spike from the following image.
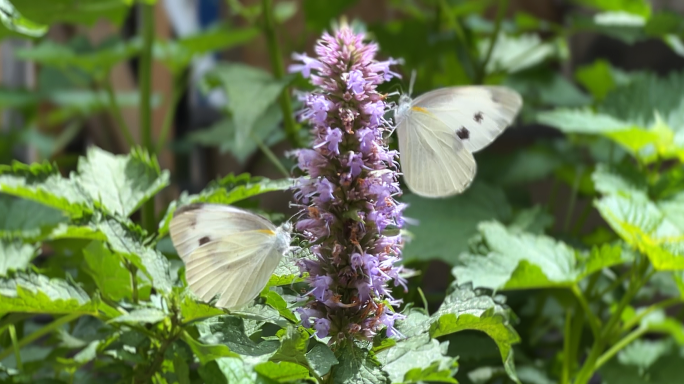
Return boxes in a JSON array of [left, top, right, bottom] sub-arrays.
[[290, 23, 408, 342]]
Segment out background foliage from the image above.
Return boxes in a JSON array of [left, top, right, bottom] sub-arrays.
[[1, 0, 684, 383]]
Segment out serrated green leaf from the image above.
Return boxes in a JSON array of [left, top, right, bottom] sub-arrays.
[[0, 161, 90, 216], [429, 283, 520, 383], [0, 239, 39, 275], [376, 310, 457, 384], [306, 342, 338, 377], [81, 241, 131, 301], [332, 344, 390, 384], [203, 63, 295, 146], [12, 0, 132, 26], [0, 271, 96, 314], [76, 146, 170, 217], [600, 339, 684, 384], [109, 308, 167, 324], [197, 316, 280, 360], [158, 173, 292, 237], [604, 116, 684, 164], [262, 290, 297, 323], [199, 357, 277, 384], [0, 0, 46, 38], [180, 295, 225, 324], [155, 25, 259, 74], [453, 221, 629, 290], [182, 331, 237, 365], [537, 108, 633, 134], [0, 191, 65, 240], [593, 165, 684, 270], [96, 218, 173, 292], [479, 33, 562, 75], [403, 183, 512, 264], [270, 325, 309, 372]]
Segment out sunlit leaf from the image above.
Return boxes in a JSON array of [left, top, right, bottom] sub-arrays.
[[81, 241, 132, 301], [0, 239, 39, 275], [0, 271, 97, 314], [333, 344, 390, 384]]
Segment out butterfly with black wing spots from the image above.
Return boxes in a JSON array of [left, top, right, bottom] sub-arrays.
[[394, 86, 523, 198], [169, 203, 291, 310]]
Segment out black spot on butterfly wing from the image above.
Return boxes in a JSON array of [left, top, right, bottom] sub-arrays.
[[199, 236, 211, 246], [457, 127, 470, 140], [474, 112, 484, 123]]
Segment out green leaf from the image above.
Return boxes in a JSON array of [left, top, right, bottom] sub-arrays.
[[571, 0, 651, 18], [537, 108, 634, 135], [182, 331, 237, 365], [16, 36, 141, 80], [0, 271, 97, 314], [199, 357, 277, 384], [254, 361, 310, 382], [429, 283, 520, 383], [402, 183, 512, 264], [453, 221, 630, 289], [96, 218, 173, 292], [267, 254, 308, 288], [593, 165, 684, 270], [575, 59, 617, 101], [11, 0, 132, 26], [81, 241, 132, 301], [302, 0, 358, 31], [203, 63, 295, 146], [375, 310, 458, 384], [604, 116, 684, 164], [76, 146, 169, 217], [109, 308, 167, 324], [305, 341, 339, 377], [261, 290, 297, 324], [271, 326, 309, 367], [158, 173, 292, 237], [155, 25, 259, 74], [0, 0, 46, 38], [0, 161, 91, 216], [0, 239, 39, 275], [600, 339, 683, 384], [479, 33, 563, 75], [180, 295, 225, 324], [0, 184, 65, 240], [332, 344, 390, 384], [197, 316, 280, 359], [188, 102, 285, 164]]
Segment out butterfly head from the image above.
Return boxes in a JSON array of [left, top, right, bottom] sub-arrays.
[[275, 222, 293, 255], [395, 94, 413, 122]]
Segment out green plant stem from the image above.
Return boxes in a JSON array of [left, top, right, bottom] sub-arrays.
[[561, 310, 572, 384], [571, 200, 593, 236], [251, 131, 289, 178], [477, 0, 508, 83], [621, 297, 682, 332], [571, 284, 600, 338], [126, 260, 139, 304], [261, 0, 300, 148], [104, 80, 136, 147], [595, 327, 647, 371], [155, 72, 188, 154], [8, 324, 21, 370], [573, 340, 604, 384], [0, 313, 83, 362], [139, 2, 156, 233], [563, 168, 583, 232]]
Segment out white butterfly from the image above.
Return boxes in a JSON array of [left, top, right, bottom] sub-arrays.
[[394, 85, 523, 198], [169, 203, 291, 310]]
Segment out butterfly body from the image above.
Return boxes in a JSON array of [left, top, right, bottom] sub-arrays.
[[394, 86, 523, 198]]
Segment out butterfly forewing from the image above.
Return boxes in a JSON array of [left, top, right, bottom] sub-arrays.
[[397, 109, 476, 198], [170, 204, 275, 261], [411, 86, 522, 154]]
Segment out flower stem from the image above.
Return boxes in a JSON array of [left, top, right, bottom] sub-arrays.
[[571, 284, 600, 339], [620, 297, 682, 332], [477, 0, 508, 83], [261, 0, 301, 147], [561, 310, 572, 384], [104, 79, 136, 147], [155, 72, 188, 154], [139, 2, 156, 233], [250, 131, 289, 178], [0, 313, 83, 362], [127, 260, 140, 304], [8, 324, 21, 370], [595, 326, 647, 370]]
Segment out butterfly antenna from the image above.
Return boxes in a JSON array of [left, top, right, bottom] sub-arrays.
[[408, 69, 417, 96]]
